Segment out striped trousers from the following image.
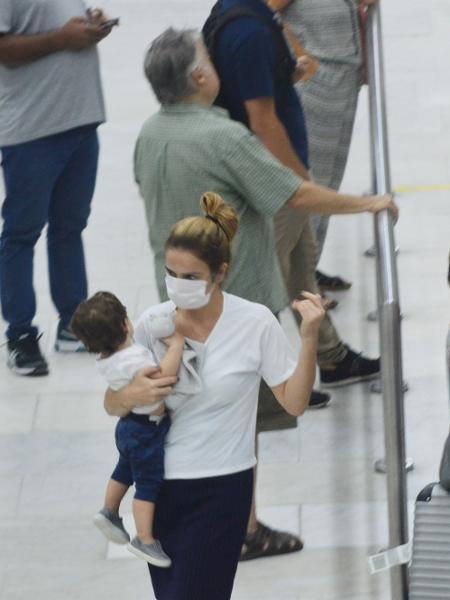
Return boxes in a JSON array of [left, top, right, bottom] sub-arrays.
[[149, 469, 253, 600], [296, 64, 361, 259]]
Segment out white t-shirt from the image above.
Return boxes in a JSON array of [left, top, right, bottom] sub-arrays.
[[97, 344, 160, 416], [134, 293, 297, 479]]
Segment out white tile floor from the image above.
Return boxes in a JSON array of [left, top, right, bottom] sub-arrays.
[[1, 1, 449, 599]]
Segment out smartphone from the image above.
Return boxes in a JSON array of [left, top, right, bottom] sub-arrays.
[[100, 18, 119, 30]]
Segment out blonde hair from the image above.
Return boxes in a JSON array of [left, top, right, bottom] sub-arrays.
[[165, 192, 239, 274]]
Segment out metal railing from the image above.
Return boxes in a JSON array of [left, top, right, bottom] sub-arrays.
[[366, 4, 409, 599]]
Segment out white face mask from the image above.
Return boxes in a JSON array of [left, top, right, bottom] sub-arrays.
[[165, 274, 212, 310]]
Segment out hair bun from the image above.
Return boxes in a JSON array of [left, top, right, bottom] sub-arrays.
[[200, 192, 239, 242]]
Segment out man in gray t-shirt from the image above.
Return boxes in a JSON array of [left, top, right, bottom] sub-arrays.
[[0, 1, 115, 376]]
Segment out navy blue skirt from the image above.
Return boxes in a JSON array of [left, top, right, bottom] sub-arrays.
[[149, 468, 253, 600]]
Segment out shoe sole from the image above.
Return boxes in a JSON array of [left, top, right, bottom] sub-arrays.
[[54, 340, 86, 353], [7, 358, 49, 377], [320, 372, 380, 389], [307, 397, 331, 410], [93, 513, 130, 545], [127, 543, 172, 568]]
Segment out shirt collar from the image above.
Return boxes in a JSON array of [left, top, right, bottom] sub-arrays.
[[160, 103, 230, 119], [221, 0, 274, 18]]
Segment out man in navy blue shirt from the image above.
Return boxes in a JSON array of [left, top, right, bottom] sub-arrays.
[[204, 0, 379, 376], [211, 0, 310, 175], [213, 0, 309, 169], [204, 0, 382, 559]]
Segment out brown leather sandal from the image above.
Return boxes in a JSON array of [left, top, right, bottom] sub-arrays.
[[239, 521, 304, 562]]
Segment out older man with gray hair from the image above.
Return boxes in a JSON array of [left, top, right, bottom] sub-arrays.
[[106, 27, 397, 563]]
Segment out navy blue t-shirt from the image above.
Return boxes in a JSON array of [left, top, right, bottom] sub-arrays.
[[212, 0, 309, 167]]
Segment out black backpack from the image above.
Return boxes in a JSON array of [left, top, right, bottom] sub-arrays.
[[202, 1, 296, 88]]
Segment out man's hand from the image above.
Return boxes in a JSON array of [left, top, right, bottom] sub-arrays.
[[367, 193, 399, 223], [267, 0, 292, 10], [59, 16, 111, 51], [291, 55, 319, 83], [292, 292, 325, 341]]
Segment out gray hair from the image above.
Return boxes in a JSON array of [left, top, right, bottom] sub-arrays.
[[144, 28, 202, 105]]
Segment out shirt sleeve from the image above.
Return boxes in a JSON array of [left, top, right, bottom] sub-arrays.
[[133, 313, 152, 348], [258, 309, 297, 387], [218, 123, 302, 217], [133, 313, 164, 367], [232, 25, 276, 101], [0, 0, 12, 34]]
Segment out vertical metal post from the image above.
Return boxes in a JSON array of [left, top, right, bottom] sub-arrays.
[[366, 5, 409, 599]]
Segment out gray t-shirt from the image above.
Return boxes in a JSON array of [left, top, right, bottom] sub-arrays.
[[0, 0, 105, 146]]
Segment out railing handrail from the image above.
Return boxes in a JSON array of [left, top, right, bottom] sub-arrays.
[[366, 5, 409, 600]]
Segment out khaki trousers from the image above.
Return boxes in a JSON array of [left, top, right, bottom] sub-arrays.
[[274, 204, 346, 366]]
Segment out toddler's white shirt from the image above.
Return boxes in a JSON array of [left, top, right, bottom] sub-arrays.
[[97, 344, 160, 415]]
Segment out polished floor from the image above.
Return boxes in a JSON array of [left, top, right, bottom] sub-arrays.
[[0, 1, 449, 599]]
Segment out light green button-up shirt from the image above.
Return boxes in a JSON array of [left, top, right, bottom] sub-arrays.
[[134, 103, 301, 315]]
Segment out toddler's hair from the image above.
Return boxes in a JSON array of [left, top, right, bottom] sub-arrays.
[[70, 292, 128, 355]]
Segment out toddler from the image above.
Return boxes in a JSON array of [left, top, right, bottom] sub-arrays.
[[71, 291, 198, 568]]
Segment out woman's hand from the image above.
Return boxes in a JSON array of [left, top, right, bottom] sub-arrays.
[[104, 365, 177, 417], [292, 292, 325, 341], [130, 365, 177, 402], [272, 292, 324, 417], [367, 193, 399, 223]]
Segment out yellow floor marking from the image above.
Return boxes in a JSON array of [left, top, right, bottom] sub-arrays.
[[394, 184, 450, 194]]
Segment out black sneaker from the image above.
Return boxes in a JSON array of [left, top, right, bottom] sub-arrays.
[[54, 321, 85, 353], [315, 270, 352, 292], [320, 347, 380, 388], [7, 333, 49, 377], [308, 389, 331, 409]]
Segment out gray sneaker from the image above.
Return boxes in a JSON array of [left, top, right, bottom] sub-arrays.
[[93, 508, 130, 544], [127, 537, 172, 568]]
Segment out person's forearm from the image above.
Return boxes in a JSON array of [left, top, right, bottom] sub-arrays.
[[0, 32, 66, 66], [291, 180, 373, 214], [159, 340, 184, 378], [104, 387, 133, 418], [253, 121, 310, 181], [281, 337, 318, 416]]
